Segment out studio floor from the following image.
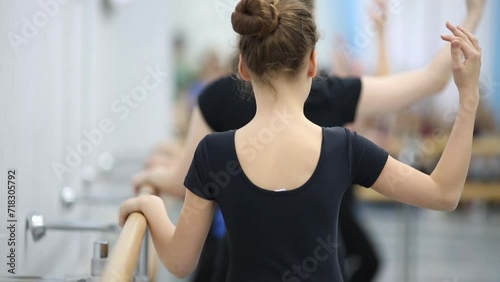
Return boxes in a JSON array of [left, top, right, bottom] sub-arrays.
[[358, 202, 500, 282]]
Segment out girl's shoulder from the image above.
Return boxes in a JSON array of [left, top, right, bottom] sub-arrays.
[[195, 130, 236, 158], [202, 130, 235, 145], [322, 126, 351, 144]]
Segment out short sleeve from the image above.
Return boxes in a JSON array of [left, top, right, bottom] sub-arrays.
[[197, 76, 237, 132], [347, 129, 389, 188], [325, 76, 362, 125], [184, 137, 216, 200]]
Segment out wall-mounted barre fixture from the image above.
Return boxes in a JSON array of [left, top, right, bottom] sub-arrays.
[[81, 152, 116, 187], [80, 151, 147, 188], [26, 213, 120, 241], [60, 186, 132, 209], [25, 213, 152, 281]]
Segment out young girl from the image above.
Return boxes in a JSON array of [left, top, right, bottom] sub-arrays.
[[119, 0, 482, 281]]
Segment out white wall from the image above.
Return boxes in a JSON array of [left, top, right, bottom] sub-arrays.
[[0, 0, 171, 277]]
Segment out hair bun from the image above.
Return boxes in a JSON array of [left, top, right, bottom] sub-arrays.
[[231, 0, 280, 38]]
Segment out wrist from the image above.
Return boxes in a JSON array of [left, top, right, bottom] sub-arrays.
[[458, 88, 480, 110], [468, 8, 484, 18], [458, 85, 479, 95], [139, 195, 162, 214], [376, 28, 386, 36], [464, 10, 483, 28]]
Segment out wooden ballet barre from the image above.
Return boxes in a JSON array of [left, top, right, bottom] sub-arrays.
[[355, 182, 500, 203], [102, 186, 158, 282], [102, 212, 147, 281]]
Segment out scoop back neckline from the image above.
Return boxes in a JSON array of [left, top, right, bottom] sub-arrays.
[[230, 127, 325, 196]]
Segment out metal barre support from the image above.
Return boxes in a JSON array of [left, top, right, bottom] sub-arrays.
[[26, 213, 120, 241], [60, 186, 133, 209]]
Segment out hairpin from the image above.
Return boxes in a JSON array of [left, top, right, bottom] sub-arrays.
[[300, 15, 304, 35]]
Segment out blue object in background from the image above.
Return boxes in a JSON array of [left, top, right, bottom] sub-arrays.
[[330, 0, 359, 46], [211, 207, 226, 239], [344, 0, 359, 48]]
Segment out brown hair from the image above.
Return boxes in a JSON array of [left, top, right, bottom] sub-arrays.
[[231, 0, 318, 84]]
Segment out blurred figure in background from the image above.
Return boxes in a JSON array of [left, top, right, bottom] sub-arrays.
[[173, 37, 226, 143], [469, 97, 498, 182], [473, 93, 497, 136], [332, 0, 392, 281], [173, 33, 196, 140], [187, 49, 226, 111]]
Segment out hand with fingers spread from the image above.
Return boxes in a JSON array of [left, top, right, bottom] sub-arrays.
[[441, 22, 482, 94]]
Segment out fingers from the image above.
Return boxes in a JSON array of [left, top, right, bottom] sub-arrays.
[[370, 0, 388, 25], [446, 21, 473, 48], [119, 213, 126, 227], [457, 25, 481, 51], [449, 40, 463, 71], [119, 201, 130, 227], [119, 197, 143, 227], [440, 34, 464, 44], [138, 185, 157, 196], [441, 21, 481, 60], [133, 169, 164, 196], [132, 171, 147, 195], [441, 32, 476, 59], [375, 0, 387, 10]]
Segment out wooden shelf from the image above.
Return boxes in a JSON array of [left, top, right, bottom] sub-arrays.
[[421, 136, 500, 158]]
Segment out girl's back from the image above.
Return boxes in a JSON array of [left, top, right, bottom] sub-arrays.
[[185, 127, 388, 281], [235, 124, 322, 192]]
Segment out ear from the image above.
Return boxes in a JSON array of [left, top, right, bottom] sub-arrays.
[[238, 54, 251, 81], [307, 50, 317, 78]]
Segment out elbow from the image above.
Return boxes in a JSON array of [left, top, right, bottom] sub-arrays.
[[171, 270, 192, 279], [166, 264, 194, 279], [173, 183, 187, 199], [438, 189, 461, 212], [441, 197, 459, 212], [164, 258, 195, 279]]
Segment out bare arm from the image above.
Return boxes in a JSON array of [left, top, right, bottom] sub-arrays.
[[330, 37, 353, 78], [374, 29, 390, 76], [133, 106, 213, 197], [356, 0, 485, 118], [120, 191, 215, 278], [371, 23, 481, 211], [372, 0, 391, 76]]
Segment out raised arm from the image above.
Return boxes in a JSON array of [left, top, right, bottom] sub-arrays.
[[119, 191, 215, 278], [356, 0, 485, 118], [371, 0, 391, 76], [371, 23, 481, 211], [133, 106, 213, 197]]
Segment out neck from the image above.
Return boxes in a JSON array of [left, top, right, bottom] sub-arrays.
[[250, 75, 312, 126]]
